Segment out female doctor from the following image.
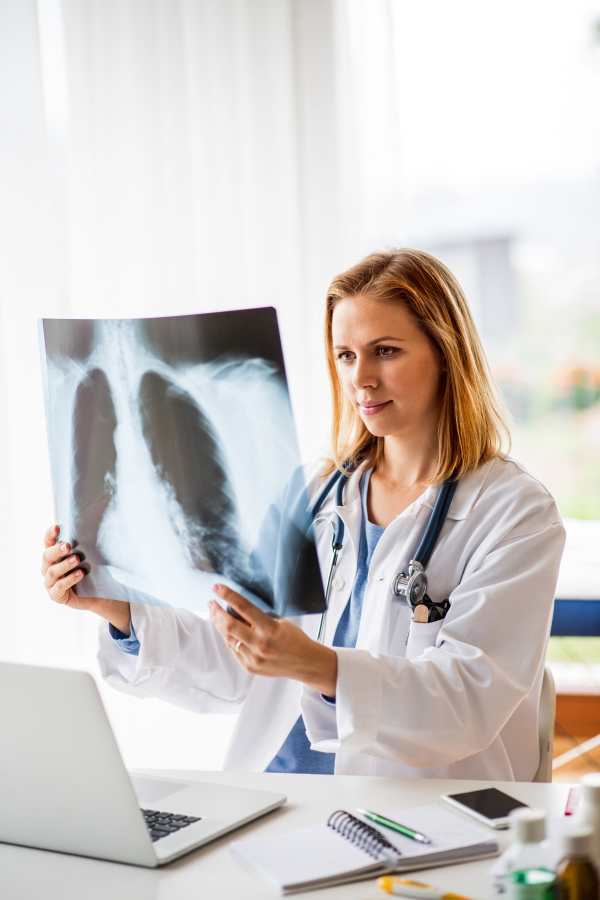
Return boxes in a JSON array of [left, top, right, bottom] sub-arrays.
[[41, 248, 565, 781]]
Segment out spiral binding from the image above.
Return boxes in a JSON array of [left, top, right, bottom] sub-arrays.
[[327, 810, 401, 861]]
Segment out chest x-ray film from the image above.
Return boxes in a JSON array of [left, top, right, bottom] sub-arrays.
[[39, 308, 326, 617]]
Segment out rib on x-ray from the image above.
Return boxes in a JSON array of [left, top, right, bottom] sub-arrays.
[[39, 308, 326, 617]]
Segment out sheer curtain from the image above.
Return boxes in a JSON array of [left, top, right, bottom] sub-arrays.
[[0, 0, 400, 768]]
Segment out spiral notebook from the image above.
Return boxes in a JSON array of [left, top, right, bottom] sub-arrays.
[[230, 804, 499, 894]]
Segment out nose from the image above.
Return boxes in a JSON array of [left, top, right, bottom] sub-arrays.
[[352, 354, 378, 391]]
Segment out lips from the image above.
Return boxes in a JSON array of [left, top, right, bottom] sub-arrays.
[[359, 400, 391, 416]]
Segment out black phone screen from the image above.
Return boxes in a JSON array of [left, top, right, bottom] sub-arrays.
[[448, 787, 529, 819]]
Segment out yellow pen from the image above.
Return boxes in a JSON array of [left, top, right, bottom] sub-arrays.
[[377, 876, 475, 900]]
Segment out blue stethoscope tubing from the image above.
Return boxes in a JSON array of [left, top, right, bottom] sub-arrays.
[[310, 464, 458, 640], [310, 468, 347, 608]]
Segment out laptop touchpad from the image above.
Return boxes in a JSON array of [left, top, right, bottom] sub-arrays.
[[130, 775, 190, 804]]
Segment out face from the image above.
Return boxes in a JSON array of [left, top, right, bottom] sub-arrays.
[[331, 295, 445, 439]]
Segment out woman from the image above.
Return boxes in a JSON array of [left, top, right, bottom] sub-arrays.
[[41, 249, 565, 780]]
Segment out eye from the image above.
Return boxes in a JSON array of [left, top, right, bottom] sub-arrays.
[[335, 351, 355, 364], [376, 346, 396, 358]]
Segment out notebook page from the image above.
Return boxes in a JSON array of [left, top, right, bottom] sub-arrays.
[[230, 822, 387, 893], [375, 805, 498, 862], [230, 804, 498, 893]]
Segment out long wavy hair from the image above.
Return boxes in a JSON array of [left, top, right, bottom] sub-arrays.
[[323, 248, 510, 482]]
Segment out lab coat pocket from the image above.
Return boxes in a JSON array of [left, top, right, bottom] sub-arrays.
[[405, 618, 443, 660]]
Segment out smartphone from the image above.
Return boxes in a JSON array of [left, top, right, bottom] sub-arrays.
[[441, 787, 530, 829]]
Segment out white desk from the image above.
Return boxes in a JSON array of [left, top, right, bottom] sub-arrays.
[[0, 771, 572, 900]]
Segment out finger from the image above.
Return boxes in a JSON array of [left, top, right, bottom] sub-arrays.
[[225, 604, 251, 625], [231, 640, 253, 669], [213, 585, 271, 630], [42, 542, 71, 565], [208, 598, 249, 638], [44, 554, 80, 589], [208, 600, 253, 649], [41, 539, 71, 575], [43, 541, 71, 566], [44, 525, 60, 549], [49, 568, 84, 602]]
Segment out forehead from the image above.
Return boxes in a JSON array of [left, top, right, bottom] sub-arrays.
[[331, 295, 418, 341]]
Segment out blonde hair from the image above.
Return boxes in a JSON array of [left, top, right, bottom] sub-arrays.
[[323, 248, 510, 482]]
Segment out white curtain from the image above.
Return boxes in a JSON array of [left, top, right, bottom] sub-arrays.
[[0, 0, 400, 769]]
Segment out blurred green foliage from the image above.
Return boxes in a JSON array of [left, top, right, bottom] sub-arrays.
[[547, 637, 600, 665]]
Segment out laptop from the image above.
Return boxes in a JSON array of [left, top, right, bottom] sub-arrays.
[[0, 661, 286, 867]]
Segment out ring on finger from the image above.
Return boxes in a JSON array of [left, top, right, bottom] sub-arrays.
[[235, 640, 242, 653]]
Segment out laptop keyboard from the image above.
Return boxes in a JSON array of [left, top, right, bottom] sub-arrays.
[[141, 808, 201, 842]]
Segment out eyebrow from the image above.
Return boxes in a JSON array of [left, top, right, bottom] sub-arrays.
[[333, 335, 406, 349]]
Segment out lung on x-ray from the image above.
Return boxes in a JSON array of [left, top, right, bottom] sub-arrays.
[[39, 308, 326, 617]]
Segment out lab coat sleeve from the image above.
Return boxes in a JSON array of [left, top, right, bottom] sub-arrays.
[[97, 463, 322, 714], [98, 602, 254, 714], [302, 520, 566, 769]]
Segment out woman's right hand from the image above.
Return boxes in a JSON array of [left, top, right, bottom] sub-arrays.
[[41, 525, 132, 634]]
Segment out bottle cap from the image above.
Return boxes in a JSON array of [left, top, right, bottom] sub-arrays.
[[581, 773, 600, 798], [563, 828, 593, 858], [510, 808, 546, 843]]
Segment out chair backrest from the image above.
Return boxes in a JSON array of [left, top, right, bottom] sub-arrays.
[[533, 666, 556, 783]]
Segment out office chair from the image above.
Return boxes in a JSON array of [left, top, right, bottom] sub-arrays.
[[533, 666, 556, 783], [550, 599, 600, 776], [552, 600, 600, 637]]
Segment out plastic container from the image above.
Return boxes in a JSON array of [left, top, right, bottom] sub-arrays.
[[556, 829, 599, 900], [503, 809, 554, 876], [506, 868, 556, 900], [572, 774, 600, 869]]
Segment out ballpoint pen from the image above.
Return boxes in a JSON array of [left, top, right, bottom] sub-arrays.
[[356, 809, 432, 844], [377, 876, 475, 900]]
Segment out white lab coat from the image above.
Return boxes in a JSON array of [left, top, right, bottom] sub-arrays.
[[99, 456, 565, 781]]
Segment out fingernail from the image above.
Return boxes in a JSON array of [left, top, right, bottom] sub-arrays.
[[69, 556, 77, 565], [60, 543, 68, 552], [74, 570, 83, 578]]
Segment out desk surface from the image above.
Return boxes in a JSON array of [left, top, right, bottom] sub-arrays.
[[0, 770, 572, 900]]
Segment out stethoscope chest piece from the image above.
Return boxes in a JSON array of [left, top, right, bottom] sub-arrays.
[[390, 560, 428, 607], [389, 480, 459, 608], [311, 469, 458, 635]]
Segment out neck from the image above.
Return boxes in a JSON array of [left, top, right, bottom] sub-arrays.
[[376, 427, 439, 489]]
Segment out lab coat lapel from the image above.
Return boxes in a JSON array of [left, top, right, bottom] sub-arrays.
[[354, 492, 435, 655], [354, 461, 497, 654]]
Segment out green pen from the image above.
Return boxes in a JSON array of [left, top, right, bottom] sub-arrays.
[[356, 808, 432, 844]]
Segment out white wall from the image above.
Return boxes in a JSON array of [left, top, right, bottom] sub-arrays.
[[0, 0, 400, 769]]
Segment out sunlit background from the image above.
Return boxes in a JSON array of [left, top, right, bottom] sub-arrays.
[[0, 0, 599, 776]]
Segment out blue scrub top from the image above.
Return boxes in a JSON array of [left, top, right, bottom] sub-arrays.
[[266, 469, 385, 774]]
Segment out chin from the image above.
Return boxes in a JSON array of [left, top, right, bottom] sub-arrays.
[[359, 418, 395, 438]]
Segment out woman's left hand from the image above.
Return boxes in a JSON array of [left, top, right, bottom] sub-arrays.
[[209, 585, 338, 697]]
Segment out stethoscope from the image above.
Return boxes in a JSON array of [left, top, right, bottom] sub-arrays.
[[311, 464, 458, 640]]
